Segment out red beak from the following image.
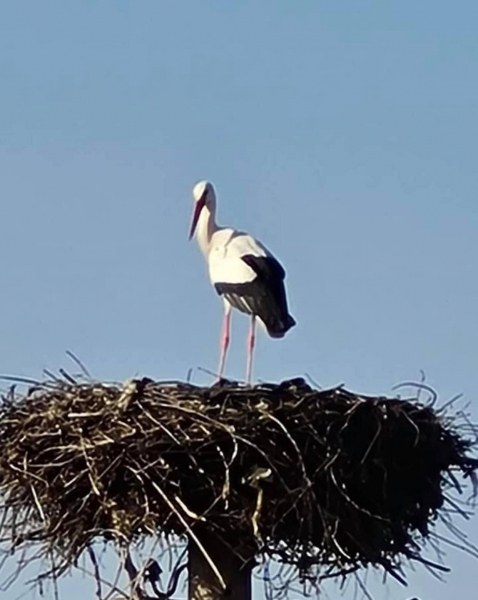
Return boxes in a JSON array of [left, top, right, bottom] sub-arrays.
[[188, 197, 206, 240]]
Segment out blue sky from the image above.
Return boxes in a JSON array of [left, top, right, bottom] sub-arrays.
[[0, 1, 477, 598]]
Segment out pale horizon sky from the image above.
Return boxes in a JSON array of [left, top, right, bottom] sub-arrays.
[[1, 1, 477, 598]]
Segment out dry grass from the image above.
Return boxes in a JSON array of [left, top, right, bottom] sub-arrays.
[[0, 374, 476, 595]]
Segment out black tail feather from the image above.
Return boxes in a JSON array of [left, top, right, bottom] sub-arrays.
[[216, 283, 295, 339], [267, 313, 296, 338]]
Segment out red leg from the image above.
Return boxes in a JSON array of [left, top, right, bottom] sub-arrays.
[[217, 304, 231, 380], [246, 315, 256, 385]]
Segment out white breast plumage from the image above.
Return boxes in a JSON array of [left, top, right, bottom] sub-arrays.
[[208, 230, 267, 285]]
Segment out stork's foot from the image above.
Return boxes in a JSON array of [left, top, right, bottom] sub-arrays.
[[211, 377, 238, 388]]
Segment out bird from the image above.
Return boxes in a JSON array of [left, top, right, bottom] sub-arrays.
[[188, 180, 295, 384]]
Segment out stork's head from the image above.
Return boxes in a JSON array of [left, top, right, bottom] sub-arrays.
[[189, 180, 216, 239]]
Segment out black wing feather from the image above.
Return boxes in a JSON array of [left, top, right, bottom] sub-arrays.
[[214, 254, 295, 337]]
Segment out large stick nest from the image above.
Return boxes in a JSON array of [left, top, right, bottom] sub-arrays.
[[0, 376, 476, 585]]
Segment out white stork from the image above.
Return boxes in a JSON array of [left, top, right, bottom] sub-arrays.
[[188, 180, 295, 384]]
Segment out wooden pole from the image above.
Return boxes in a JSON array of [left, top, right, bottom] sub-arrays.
[[188, 533, 252, 600]]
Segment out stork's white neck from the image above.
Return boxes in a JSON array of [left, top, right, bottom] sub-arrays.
[[195, 205, 218, 257]]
